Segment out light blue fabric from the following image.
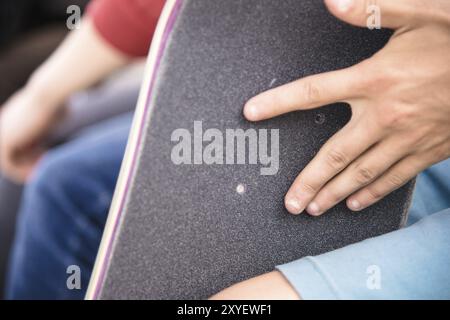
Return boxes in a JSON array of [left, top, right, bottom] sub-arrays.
[[407, 160, 450, 226], [277, 159, 450, 300]]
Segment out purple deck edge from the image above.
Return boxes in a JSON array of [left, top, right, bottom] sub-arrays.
[[92, 0, 183, 300]]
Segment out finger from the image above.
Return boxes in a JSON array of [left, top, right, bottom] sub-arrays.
[[307, 137, 410, 215], [347, 154, 427, 211], [244, 64, 363, 121], [284, 115, 381, 215], [324, 0, 416, 29]]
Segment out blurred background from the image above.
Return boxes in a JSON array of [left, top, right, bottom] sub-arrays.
[[0, 0, 90, 298], [0, 0, 89, 104], [0, 0, 148, 300]]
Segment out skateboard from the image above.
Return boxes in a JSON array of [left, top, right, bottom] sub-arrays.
[[87, 0, 414, 300]]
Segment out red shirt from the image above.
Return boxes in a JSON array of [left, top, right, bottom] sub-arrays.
[[88, 0, 166, 57]]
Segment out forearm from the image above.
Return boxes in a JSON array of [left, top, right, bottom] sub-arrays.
[[25, 18, 129, 110], [210, 271, 301, 300]]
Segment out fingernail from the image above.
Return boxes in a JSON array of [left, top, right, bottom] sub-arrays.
[[286, 198, 303, 215], [335, 0, 353, 13], [244, 103, 259, 121], [307, 202, 322, 216], [349, 199, 362, 211]]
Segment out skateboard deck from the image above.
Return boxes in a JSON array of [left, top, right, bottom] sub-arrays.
[[87, 0, 414, 300]]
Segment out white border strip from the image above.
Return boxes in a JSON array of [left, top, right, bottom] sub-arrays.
[[85, 0, 179, 300]]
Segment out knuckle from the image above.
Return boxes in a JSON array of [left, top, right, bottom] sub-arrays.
[[377, 111, 396, 128], [387, 172, 405, 188], [299, 181, 319, 195], [355, 166, 376, 184], [361, 0, 376, 18], [301, 81, 322, 104], [378, 105, 415, 129], [366, 186, 383, 202], [324, 188, 345, 204], [363, 53, 412, 94], [363, 67, 396, 94], [325, 149, 349, 170]]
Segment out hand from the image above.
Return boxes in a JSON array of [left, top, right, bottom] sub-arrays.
[[210, 271, 300, 300], [0, 88, 64, 183], [244, 0, 450, 216]]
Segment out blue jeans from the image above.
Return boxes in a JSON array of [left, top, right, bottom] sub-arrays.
[[5, 113, 132, 300], [5, 112, 450, 299]]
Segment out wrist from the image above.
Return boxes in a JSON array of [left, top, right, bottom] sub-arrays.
[[24, 75, 66, 114]]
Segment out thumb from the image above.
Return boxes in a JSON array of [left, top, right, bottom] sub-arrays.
[[324, 0, 414, 29]]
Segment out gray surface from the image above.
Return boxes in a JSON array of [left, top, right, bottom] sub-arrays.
[[99, 0, 414, 299]]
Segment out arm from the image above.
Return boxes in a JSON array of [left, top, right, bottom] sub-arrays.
[[210, 271, 301, 300], [30, 0, 166, 102], [213, 209, 450, 300], [0, 18, 127, 183], [0, 0, 165, 182], [26, 18, 128, 112]]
